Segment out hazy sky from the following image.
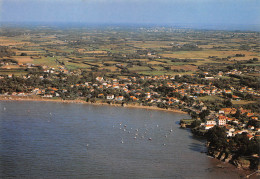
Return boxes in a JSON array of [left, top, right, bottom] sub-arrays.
[[1, 0, 259, 26]]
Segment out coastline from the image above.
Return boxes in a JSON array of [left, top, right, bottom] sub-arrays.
[[0, 95, 187, 114], [1, 96, 258, 177]]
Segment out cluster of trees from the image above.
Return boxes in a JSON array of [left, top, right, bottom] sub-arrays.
[[0, 46, 15, 57], [162, 43, 202, 51], [170, 58, 200, 62], [206, 126, 259, 157]]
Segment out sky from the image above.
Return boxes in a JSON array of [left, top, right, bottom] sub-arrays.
[[0, 0, 259, 29]]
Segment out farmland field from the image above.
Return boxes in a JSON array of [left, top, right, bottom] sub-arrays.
[[0, 27, 259, 77]]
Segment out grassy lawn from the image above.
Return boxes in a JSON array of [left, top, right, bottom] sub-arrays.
[[198, 95, 223, 102], [33, 57, 58, 67], [66, 63, 92, 70], [152, 66, 165, 71], [128, 66, 151, 71], [232, 100, 257, 105], [0, 69, 28, 76], [180, 119, 195, 125]]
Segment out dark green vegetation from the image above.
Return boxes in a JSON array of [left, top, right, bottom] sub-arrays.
[[206, 126, 259, 170], [206, 126, 259, 156]]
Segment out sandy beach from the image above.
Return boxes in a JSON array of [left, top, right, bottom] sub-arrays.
[[0, 95, 187, 114]]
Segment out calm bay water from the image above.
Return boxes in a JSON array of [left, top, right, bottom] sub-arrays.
[[0, 101, 246, 178]]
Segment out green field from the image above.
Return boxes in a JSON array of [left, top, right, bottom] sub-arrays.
[[0, 27, 259, 77], [198, 95, 223, 102], [232, 100, 257, 105]]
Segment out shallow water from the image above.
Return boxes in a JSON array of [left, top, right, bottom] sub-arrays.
[[0, 101, 248, 178]]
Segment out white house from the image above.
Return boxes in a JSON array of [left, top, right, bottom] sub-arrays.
[[204, 120, 216, 130], [206, 120, 216, 126], [145, 92, 151, 99], [107, 94, 114, 100]]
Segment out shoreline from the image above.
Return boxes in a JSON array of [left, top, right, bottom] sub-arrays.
[[1, 96, 258, 177], [0, 96, 187, 114]]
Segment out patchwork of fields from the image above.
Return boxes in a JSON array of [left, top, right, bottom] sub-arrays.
[[0, 27, 259, 76]]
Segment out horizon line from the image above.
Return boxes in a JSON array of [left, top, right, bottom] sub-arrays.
[[1, 21, 260, 32]]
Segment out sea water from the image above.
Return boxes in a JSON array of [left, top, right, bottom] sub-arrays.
[[0, 101, 249, 178]]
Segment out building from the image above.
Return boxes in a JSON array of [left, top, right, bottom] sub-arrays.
[[115, 96, 124, 101], [107, 94, 114, 100], [217, 116, 227, 126]]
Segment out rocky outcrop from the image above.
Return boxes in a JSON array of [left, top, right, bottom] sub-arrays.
[[233, 159, 242, 169], [224, 154, 233, 163], [232, 158, 250, 170], [180, 123, 186, 128], [209, 150, 221, 158], [208, 148, 259, 170], [219, 153, 226, 161]]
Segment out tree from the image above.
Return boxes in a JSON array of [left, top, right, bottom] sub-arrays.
[[191, 120, 201, 128], [199, 109, 210, 121], [206, 126, 228, 151], [234, 109, 241, 119], [190, 111, 198, 119], [20, 53, 27, 56], [223, 99, 232, 107]]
